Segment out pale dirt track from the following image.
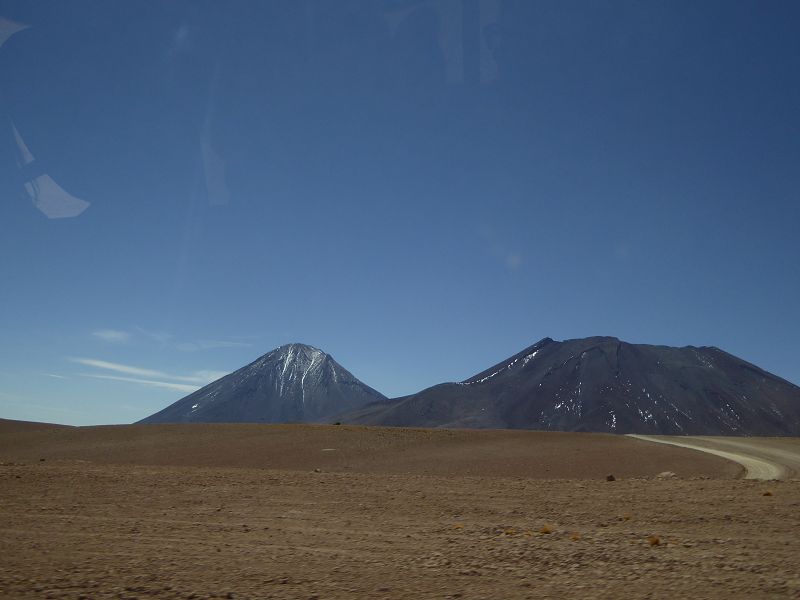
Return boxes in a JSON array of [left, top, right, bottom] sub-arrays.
[[627, 435, 800, 480], [2, 422, 800, 599]]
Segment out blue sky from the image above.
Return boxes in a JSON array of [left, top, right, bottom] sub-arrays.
[[1, 1, 798, 425]]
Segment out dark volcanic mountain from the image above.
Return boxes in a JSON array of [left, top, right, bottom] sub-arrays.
[[342, 336, 800, 435], [139, 343, 386, 424]]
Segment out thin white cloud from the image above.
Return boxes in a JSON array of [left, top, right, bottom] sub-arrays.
[[92, 329, 131, 343], [71, 358, 228, 391], [167, 370, 229, 384], [70, 358, 164, 378], [184, 370, 229, 383], [41, 373, 67, 379], [82, 374, 199, 393]]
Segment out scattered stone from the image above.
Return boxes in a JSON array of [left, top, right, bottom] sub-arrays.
[[606, 474, 616, 481], [657, 471, 677, 479]]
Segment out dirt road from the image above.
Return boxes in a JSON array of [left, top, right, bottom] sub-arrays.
[[627, 435, 800, 480]]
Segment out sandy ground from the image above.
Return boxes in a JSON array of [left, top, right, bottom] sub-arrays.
[[2, 421, 800, 599]]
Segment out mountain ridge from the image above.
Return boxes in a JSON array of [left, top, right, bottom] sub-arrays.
[[339, 336, 800, 435], [139, 337, 800, 435]]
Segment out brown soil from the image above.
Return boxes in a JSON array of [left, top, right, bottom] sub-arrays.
[[0, 423, 740, 478], [2, 421, 799, 599]]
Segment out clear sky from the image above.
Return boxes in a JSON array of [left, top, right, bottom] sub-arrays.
[[1, 0, 798, 425]]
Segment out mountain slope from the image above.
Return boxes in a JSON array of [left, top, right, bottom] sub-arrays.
[[139, 343, 386, 424], [342, 337, 800, 435]]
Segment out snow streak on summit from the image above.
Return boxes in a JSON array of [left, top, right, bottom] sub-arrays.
[[139, 343, 387, 424]]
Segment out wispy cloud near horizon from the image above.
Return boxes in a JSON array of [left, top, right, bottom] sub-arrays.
[[71, 358, 163, 378], [81, 374, 199, 393], [70, 358, 229, 392]]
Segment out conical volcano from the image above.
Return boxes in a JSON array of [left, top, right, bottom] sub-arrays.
[[139, 343, 387, 424]]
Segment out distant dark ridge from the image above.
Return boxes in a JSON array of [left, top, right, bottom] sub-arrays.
[[340, 336, 800, 435], [0, 418, 73, 432]]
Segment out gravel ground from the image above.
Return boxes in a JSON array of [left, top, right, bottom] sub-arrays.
[[1, 422, 798, 599]]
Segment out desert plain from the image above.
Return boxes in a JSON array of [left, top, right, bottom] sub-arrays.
[[1, 419, 800, 599]]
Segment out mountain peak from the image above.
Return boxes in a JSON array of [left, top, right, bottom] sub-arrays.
[[275, 342, 322, 354], [268, 343, 326, 364], [139, 343, 386, 424]]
